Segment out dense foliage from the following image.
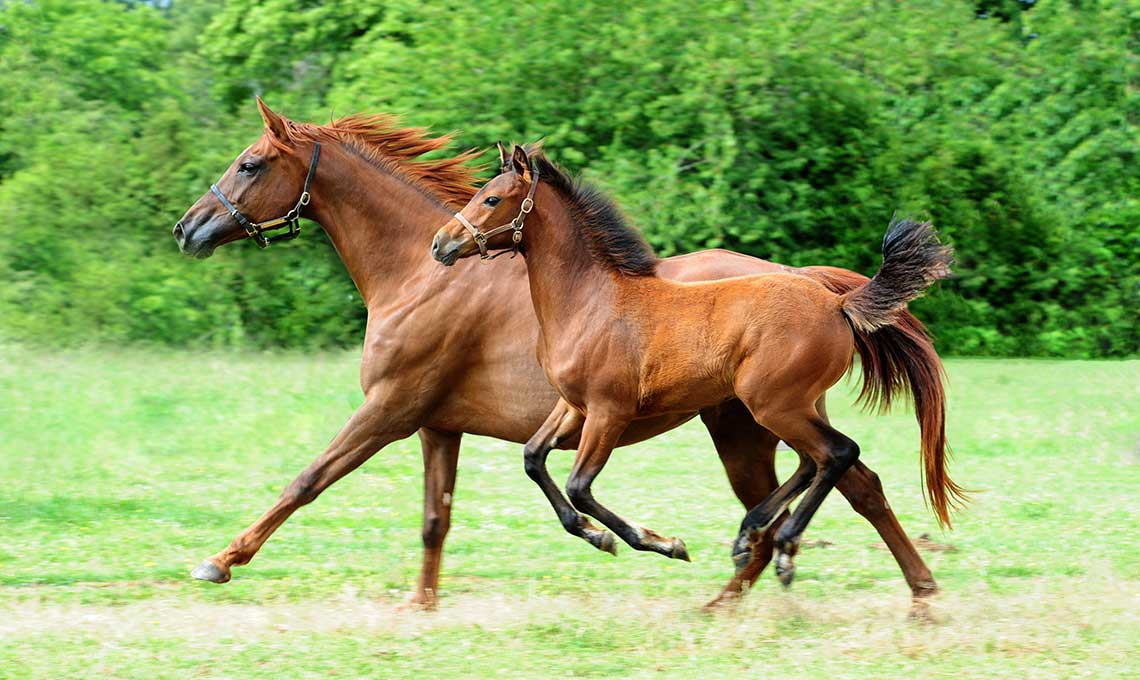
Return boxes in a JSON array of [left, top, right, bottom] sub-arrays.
[[1, 0, 1136, 356]]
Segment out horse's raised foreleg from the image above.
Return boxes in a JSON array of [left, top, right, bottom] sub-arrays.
[[698, 400, 787, 608], [403, 427, 461, 610], [564, 410, 691, 561], [190, 392, 418, 583], [523, 400, 617, 554]]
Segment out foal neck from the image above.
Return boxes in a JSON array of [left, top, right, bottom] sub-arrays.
[[521, 184, 633, 330]]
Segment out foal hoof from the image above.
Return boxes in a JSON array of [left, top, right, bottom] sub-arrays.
[[191, 560, 231, 584], [774, 551, 796, 588], [670, 538, 691, 562], [598, 531, 618, 556]]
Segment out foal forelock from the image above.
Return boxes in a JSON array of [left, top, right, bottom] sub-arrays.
[[253, 114, 482, 209], [528, 152, 657, 277]]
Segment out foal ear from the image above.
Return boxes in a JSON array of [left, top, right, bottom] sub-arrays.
[[256, 96, 289, 142], [496, 141, 511, 173], [511, 144, 532, 182]]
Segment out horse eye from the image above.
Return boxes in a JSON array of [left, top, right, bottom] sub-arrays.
[[484, 196, 501, 207], [238, 161, 260, 174]]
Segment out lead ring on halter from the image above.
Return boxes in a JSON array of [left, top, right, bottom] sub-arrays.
[[209, 142, 321, 249], [453, 161, 540, 260]]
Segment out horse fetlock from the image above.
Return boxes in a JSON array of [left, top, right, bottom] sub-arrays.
[[774, 550, 796, 588]]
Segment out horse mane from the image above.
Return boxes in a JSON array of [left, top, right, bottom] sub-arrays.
[[255, 114, 481, 208], [525, 147, 657, 277]]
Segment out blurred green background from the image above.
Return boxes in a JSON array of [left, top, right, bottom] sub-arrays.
[[1, 0, 1137, 356]]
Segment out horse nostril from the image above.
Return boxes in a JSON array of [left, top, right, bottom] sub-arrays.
[[173, 222, 185, 242], [431, 234, 442, 257]]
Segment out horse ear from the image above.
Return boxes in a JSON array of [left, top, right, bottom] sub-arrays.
[[496, 141, 510, 173], [256, 96, 289, 142], [511, 144, 532, 182]]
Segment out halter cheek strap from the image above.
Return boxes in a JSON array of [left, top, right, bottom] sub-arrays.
[[454, 162, 539, 260], [210, 142, 321, 249]]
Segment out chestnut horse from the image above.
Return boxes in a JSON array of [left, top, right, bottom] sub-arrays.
[[431, 144, 966, 594], [174, 100, 945, 609]]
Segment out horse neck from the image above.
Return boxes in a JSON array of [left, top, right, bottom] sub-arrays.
[[305, 146, 461, 304], [522, 185, 621, 333]]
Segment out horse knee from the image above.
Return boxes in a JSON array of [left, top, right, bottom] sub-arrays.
[[565, 477, 592, 512], [422, 512, 448, 548], [283, 471, 320, 506], [522, 443, 545, 482]]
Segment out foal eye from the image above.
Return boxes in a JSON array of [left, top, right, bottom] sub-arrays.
[[483, 196, 501, 207]]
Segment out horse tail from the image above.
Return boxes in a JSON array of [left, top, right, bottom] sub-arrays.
[[803, 217, 966, 528]]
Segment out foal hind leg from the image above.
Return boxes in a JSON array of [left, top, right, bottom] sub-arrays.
[[523, 400, 616, 554], [755, 415, 861, 588], [699, 401, 787, 607], [565, 411, 690, 561]]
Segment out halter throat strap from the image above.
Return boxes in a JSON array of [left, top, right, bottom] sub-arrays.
[[455, 163, 539, 260], [210, 142, 321, 249]]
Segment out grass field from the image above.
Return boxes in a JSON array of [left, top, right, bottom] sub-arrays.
[[1, 347, 1137, 679]]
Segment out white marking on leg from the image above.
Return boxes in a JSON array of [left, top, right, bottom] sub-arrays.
[[442, 492, 452, 507]]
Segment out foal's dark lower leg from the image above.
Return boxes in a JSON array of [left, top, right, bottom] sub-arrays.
[[730, 455, 816, 573], [565, 414, 690, 561], [700, 402, 787, 605], [771, 425, 860, 587], [523, 402, 616, 554]]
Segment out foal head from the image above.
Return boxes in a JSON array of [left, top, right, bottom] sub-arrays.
[[174, 98, 319, 258], [431, 144, 536, 265]]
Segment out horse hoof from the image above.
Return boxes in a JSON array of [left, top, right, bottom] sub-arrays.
[[670, 538, 691, 562], [775, 552, 795, 588], [599, 531, 618, 556], [191, 560, 230, 584]]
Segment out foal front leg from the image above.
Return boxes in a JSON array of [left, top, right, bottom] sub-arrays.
[[523, 400, 617, 554], [191, 391, 418, 583], [565, 411, 691, 561]]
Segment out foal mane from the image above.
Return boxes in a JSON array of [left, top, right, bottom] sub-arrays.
[[527, 149, 658, 277], [255, 114, 481, 208]]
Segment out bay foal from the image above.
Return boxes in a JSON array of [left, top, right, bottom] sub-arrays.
[[432, 145, 965, 591]]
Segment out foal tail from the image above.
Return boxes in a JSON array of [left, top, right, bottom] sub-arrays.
[[803, 217, 966, 528]]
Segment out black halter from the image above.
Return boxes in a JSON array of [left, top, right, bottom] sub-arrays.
[[210, 142, 321, 248]]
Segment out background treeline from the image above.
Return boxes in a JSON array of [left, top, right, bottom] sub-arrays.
[[1, 0, 1137, 356]]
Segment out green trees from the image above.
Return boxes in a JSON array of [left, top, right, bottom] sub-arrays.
[[1, 0, 1136, 356]]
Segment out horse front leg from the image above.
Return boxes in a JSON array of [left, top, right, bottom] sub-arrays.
[[565, 411, 691, 561], [190, 390, 419, 583], [523, 400, 617, 555], [404, 427, 461, 609]]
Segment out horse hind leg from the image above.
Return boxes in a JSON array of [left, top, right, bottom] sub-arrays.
[[758, 414, 861, 588]]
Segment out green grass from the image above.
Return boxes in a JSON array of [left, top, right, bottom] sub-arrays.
[[1, 347, 1137, 679]]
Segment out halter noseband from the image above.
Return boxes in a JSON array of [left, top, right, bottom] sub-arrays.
[[209, 142, 321, 249], [453, 162, 540, 260]]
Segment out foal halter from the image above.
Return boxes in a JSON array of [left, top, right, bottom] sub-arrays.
[[209, 142, 321, 248], [453, 163, 540, 260]]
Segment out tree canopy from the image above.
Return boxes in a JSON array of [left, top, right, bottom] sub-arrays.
[[1, 0, 1136, 356]]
